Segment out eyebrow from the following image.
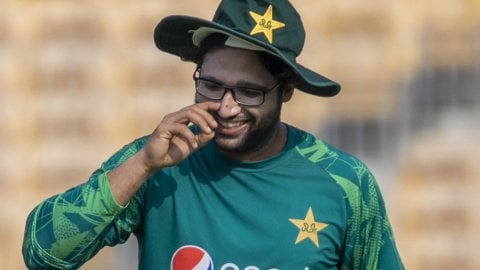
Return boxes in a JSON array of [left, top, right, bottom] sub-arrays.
[[199, 75, 270, 90]]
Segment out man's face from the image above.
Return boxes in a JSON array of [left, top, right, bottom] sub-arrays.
[[195, 46, 285, 156]]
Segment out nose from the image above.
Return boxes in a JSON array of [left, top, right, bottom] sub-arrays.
[[217, 90, 241, 118]]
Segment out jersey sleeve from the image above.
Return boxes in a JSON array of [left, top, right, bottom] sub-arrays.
[[22, 137, 148, 269], [331, 159, 404, 270], [298, 136, 404, 269]]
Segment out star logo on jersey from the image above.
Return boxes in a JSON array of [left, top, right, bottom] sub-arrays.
[[289, 207, 328, 248], [249, 5, 285, 44]]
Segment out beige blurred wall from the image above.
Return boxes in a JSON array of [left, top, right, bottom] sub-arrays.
[[1, 0, 479, 269]]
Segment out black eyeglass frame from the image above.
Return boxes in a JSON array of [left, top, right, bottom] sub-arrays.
[[193, 68, 283, 107]]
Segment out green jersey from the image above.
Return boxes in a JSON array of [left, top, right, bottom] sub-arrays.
[[23, 125, 403, 269]]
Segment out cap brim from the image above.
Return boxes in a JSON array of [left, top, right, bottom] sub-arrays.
[[154, 15, 341, 97]]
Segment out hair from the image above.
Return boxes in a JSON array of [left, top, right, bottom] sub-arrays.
[[192, 33, 294, 87]]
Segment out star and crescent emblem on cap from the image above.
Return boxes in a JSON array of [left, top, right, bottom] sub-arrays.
[[249, 5, 285, 44], [289, 207, 328, 248]]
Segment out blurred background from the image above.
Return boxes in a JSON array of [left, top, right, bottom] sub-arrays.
[[1, 0, 479, 269]]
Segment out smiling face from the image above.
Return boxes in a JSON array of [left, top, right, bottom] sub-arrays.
[[195, 46, 292, 160]]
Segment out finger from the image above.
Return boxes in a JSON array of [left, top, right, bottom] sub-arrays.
[[171, 135, 197, 156], [191, 101, 221, 129], [169, 123, 199, 148], [196, 129, 215, 147], [196, 101, 222, 113], [169, 102, 219, 133], [186, 112, 215, 135], [189, 101, 220, 122], [153, 121, 197, 150]]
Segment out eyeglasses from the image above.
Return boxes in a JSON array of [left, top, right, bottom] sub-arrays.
[[193, 69, 282, 106]]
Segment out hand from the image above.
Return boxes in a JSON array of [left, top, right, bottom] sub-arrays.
[[139, 102, 220, 171]]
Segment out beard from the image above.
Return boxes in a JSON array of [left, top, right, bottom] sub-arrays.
[[213, 101, 282, 155]]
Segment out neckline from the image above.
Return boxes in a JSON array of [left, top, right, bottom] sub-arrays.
[[203, 124, 298, 172]]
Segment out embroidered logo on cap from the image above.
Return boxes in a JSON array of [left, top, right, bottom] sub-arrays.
[[249, 5, 285, 44]]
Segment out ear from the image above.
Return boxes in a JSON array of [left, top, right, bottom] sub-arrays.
[[282, 84, 295, 102]]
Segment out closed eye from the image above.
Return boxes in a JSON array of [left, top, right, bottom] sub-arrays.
[[200, 79, 224, 91], [236, 87, 264, 98]]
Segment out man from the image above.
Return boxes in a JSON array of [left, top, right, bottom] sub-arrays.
[[23, 0, 404, 269]]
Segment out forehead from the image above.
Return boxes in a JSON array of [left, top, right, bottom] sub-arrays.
[[200, 46, 277, 85]]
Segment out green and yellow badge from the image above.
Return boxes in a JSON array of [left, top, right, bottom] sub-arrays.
[[289, 207, 328, 248], [249, 5, 285, 44]]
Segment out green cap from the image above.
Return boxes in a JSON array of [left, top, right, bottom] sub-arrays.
[[154, 0, 341, 97]]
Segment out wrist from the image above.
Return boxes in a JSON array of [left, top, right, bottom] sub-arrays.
[[136, 148, 158, 175]]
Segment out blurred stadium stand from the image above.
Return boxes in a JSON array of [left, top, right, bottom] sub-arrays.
[[1, 0, 479, 269]]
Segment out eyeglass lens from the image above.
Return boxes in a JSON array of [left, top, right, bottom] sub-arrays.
[[195, 79, 265, 106]]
